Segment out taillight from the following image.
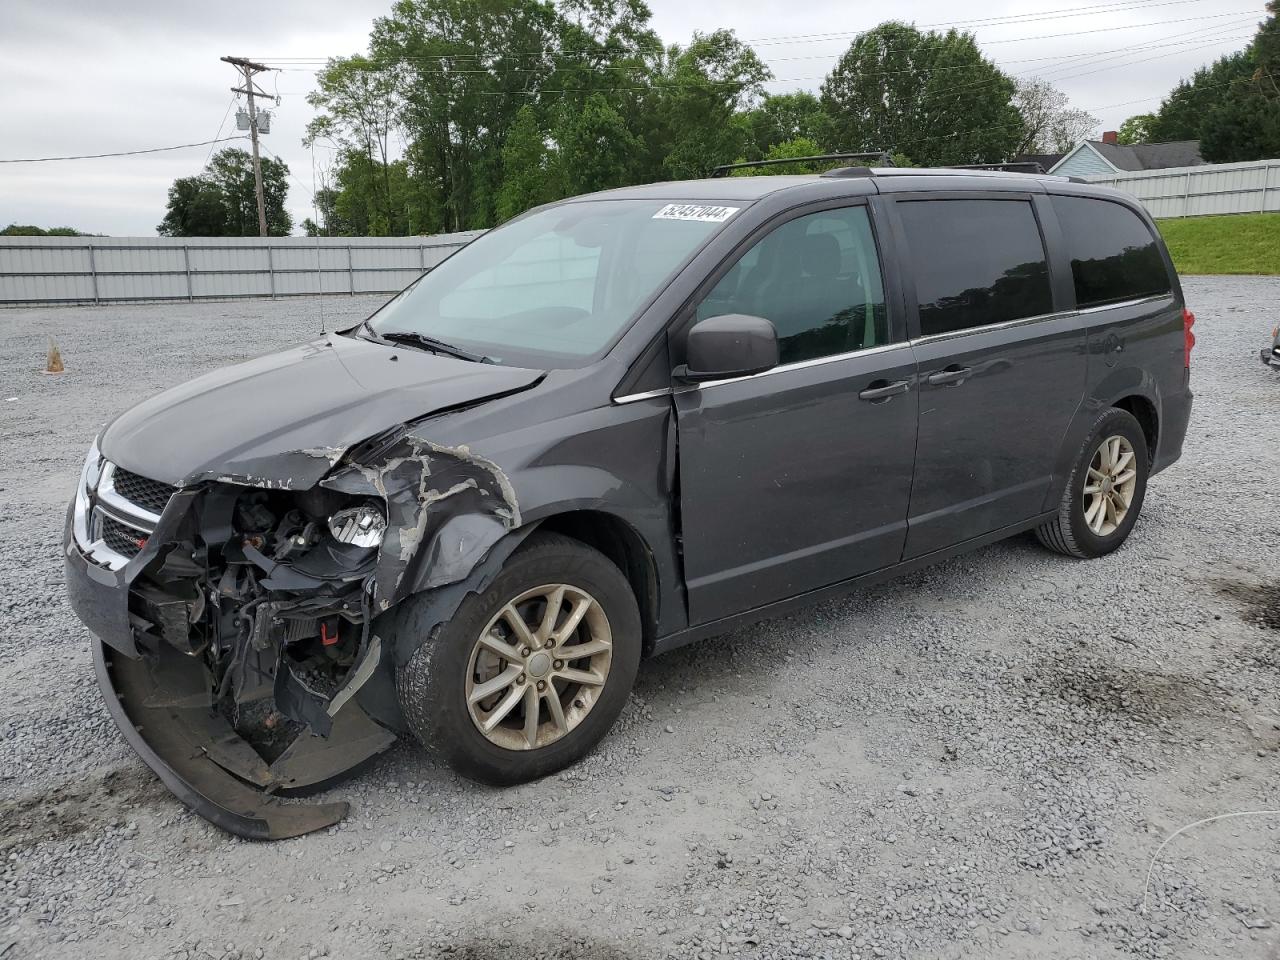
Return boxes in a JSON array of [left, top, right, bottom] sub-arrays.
[[1183, 308, 1195, 368]]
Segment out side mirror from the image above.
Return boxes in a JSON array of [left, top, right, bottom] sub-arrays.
[[676, 314, 779, 382]]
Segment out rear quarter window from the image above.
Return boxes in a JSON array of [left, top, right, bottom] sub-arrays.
[[1049, 195, 1172, 308]]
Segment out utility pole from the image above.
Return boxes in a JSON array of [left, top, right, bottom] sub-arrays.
[[221, 55, 270, 237]]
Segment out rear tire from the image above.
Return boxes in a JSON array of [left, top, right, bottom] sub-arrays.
[[1035, 407, 1149, 559], [394, 532, 641, 786]]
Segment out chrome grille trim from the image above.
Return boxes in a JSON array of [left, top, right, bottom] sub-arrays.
[[98, 463, 164, 527], [75, 461, 171, 572]]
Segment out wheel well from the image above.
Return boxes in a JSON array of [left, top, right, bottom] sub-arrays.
[[1113, 395, 1158, 457], [535, 511, 659, 656]]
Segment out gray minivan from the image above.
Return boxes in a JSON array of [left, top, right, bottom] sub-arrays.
[[64, 165, 1194, 837]]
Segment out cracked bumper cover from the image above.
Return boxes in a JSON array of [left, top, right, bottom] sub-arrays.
[[65, 511, 394, 840], [64, 432, 528, 839]]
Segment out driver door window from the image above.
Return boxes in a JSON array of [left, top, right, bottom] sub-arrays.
[[696, 205, 888, 364]]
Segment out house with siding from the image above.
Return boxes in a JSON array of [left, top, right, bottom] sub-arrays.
[[1049, 131, 1204, 178]]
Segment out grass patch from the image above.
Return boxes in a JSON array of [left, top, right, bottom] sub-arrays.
[[1157, 212, 1280, 276]]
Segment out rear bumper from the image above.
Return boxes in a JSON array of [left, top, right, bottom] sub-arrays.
[[1152, 379, 1193, 475]]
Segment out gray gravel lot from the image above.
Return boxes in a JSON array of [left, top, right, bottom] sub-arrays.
[[2, 278, 1279, 960]]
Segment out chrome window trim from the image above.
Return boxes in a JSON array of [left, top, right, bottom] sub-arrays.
[[612, 294, 1174, 402], [612, 387, 674, 405], [909, 310, 1074, 347], [909, 293, 1172, 347], [1074, 292, 1172, 315], [696, 341, 908, 390]]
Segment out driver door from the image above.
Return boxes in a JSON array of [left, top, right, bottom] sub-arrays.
[[673, 202, 918, 626]]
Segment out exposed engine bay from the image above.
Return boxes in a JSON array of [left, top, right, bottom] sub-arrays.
[[68, 427, 528, 839], [142, 485, 383, 739]]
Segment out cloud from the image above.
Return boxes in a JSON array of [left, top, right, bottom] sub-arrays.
[[0, 0, 1258, 235]]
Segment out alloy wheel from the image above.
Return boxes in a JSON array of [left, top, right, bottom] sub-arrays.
[[465, 584, 613, 751], [1082, 434, 1138, 537]]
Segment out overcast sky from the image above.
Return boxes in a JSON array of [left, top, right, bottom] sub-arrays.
[[0, 0, 1265, 236]]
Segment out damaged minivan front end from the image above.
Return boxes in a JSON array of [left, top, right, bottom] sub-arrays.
[[63, 335, 541, 838]]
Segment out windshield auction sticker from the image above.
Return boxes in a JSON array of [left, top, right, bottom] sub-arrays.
[[652, 203, 740, 223]]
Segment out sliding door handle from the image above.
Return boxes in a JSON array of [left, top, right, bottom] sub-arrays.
[[858, 379, 911, 402], [925, 366, 972, 386]]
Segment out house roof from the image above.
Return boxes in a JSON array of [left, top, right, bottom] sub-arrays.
[[1085, 139, 1204, 172]]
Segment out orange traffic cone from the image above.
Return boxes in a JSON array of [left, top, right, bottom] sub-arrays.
[[45, 337, 65, 374]]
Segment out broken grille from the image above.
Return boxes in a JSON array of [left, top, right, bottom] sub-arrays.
[[110, 467, 178, 515]]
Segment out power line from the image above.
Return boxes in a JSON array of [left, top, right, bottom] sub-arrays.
[[273, 29, 1252, 98], [204, 95, 238, 169], [265, 10, 1259, 77], [267, 16, 1259, 101], [0, 136, 248, 164], [255, 0, 1255, 65]]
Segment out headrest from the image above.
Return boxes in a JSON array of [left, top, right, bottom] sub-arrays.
[[800, 232, 840, 280]]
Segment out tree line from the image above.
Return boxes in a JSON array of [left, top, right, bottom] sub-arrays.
[[157, 0, 1280, 238], [1117, 0, 1280, 156], [298, 2, 1096, 236]]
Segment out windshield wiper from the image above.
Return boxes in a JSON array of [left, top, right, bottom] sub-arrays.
[[378, 329, 493, 363]]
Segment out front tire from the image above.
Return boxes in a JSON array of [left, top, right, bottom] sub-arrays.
[[395, 532, 641, 785], [1035, 407, 1149, 559]]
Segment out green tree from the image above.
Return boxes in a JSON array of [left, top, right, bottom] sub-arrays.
[[157, 175, 229, 237], [496, 104, 557, 221], [820, 22, 1023, 166], [655, 29, 771, 179], [158, 149, 292, 237], [306, 55, 403, 233], [557, 92, 639, 194], [730, 137, 825, 175], [373, 0, 562, 232], [1149, 50, 1258, 143], [741, 92, 832, 159], [0, 224, 92, 236], [1147, 0, 1280, 161], [1255, 0, 1280, 98], [1117, 113, 1156, 145], [1149, 44, 1280, 162]]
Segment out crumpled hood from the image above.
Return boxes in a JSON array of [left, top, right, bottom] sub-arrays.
[[100, 334, 543, 489]]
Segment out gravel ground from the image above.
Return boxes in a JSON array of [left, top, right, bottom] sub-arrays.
[[2, 278, 1279, 960]]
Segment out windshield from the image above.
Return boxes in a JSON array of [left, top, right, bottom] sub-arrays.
[[365, 199, 741, 366]]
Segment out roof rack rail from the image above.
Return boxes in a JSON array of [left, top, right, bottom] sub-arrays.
[[947, 161, 1048, 174], [710, 151, 894, 178]]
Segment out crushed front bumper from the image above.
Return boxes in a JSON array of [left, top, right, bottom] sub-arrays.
[[65, 511, 395, 840]]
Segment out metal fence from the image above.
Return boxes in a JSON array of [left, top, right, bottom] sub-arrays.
[[0, 232, 483, 306], [1083, 159, 1280, 219]]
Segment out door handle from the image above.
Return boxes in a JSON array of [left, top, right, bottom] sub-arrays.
[[858, 379, 911, 402], [925, 365, 972, 386]]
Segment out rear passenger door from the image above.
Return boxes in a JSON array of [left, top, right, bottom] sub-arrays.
[[888, 195, 1087, 558]]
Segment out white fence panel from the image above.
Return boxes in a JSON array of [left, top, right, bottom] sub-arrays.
[[1083, 159, 1280, 219], [0, 232, 483, 306]]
